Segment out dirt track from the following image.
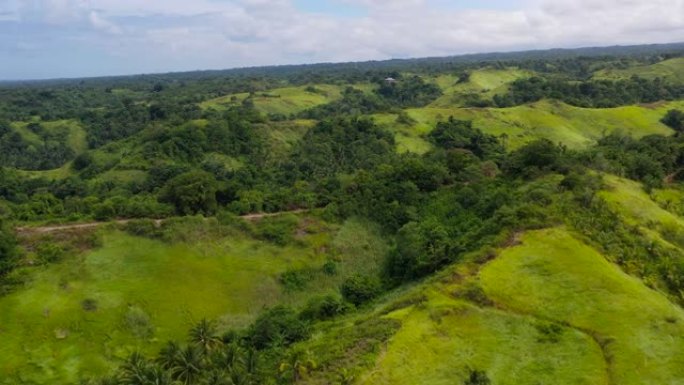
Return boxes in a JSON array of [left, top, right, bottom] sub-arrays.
[[15, 210, 307, 235]]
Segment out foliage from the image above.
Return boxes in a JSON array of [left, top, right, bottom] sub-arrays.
[[160, 171, 218, 215], [247, 306, 311, 349], [661, 109, 684, 132], [340, 274, 382, 306]]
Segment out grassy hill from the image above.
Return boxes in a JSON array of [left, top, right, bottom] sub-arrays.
[[372, 100, 682, 154], [593, 58, 684, 83], [480, 228, 684, 385], [295, 225, 684, 385], [430, 67, 533, 108], [200, 85, 346, 116], [0, 217, 387, 384]]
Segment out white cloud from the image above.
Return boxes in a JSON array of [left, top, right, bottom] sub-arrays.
[[89, 10, 121, 34], [1, 0, 684, 78]]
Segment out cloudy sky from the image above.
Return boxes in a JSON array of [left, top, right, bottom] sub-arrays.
[[1, 0, 683, 80]]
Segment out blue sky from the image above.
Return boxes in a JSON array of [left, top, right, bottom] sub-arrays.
[[0, 0, 683, 80]]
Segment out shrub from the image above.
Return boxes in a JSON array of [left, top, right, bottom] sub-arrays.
[[254, 215, 299, 245], [160, 170, 218, 215], [35, 242, 66, 264], [536, 322, 564, 343], [454, 281, 493, 307], [279, 268, 317, 292], [123, 219, 162, 239], [247, 306, 310, 349], [123, 306, 154, 339], [322, 260, 338, 276], [662, 109, 684, 132], [82, 298, 98, 312], [340, 274, 382, 306], [465, 370, 491, 385], [300, 295, 352, 321]]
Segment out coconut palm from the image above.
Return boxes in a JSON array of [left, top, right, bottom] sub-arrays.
[[200, 368, 232, 385], [278, 349, 316, 383], [228, 367, 252, 385], [211, 341, 244, 371], [143, 365, 174, 385], [120, 351, 150, 385], [190, 318, 223, 354], [172, 345, 204, 385], [157, 340, 181, 370]]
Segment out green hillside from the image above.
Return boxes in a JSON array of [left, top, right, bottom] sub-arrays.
[[481, 228, 684, 385], [431, 68, 533, 108], [200, 85, 345, 116], [372, 100, 682, 153], [0, 217, 387, 384], [594, 58, 684, 82], [2, 46, 684, 385]]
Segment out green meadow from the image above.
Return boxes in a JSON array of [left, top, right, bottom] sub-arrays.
[[431, 67, 532, 108], [480, 228, 684, 385], [0, 217, 387, 384], [359, 292, 607, 385], [200, 85, 345, 115], [594, 58, 684, 83]]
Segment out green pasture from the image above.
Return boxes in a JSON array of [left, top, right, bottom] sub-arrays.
[[594, 58, 684, 83], [480, 228, 684, 385], [200, 85, 344, 115], [0, 217, 386, 384]]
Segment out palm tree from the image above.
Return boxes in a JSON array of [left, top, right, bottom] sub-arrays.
[[120, 351, 150, 385], [172, 345, 204, 385], [190, 318, 223, 354], [157, 340, 181, 370], [200, 368, 232, 385], [228, 367, 252, 385], [211, 342, 244, 371], [278, 349, 316, 383], [143, 365, 174, 385]]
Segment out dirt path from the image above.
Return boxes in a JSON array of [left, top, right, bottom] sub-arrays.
[[15, 209, 308, 235]]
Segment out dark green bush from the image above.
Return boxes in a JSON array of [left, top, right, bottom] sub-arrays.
[[247, 306, 310, 349], [340, 274, 382, 306], [300, 295, 352, 321]]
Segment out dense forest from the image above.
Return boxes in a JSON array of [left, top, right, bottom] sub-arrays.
[[2, 43, 684, 385]]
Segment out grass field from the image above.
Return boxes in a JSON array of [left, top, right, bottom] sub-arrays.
[[359, 292, 607, 385], [0, 217, 386, 384], [600, 175, 684, 229], [480, 228, 684, 385], [431, 67, 532, 108], [594, 58, 684, 83], [371, 99, 681, 154], [200, 85, 345, 115], [408, 99, 681, 149]]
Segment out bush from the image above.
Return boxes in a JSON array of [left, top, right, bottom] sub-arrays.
[[465, 370, 491, 385], [35, 242, 66, 264], [662, 109, 684, 132], [340, 274, 382, 306], [247, 306, 310, 349], [322, 260, 338, 276], [123, 219, 162, 239], [253, 215, 299, 245], [123, 306, 154, 339], [279, 268, 317, 292], [160, 170, 218, 215], [300, 295, 352, 321], [82, 298, 98, 312]]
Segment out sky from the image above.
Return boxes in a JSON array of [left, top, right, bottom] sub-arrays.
[[0, 0, 683, 80]]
